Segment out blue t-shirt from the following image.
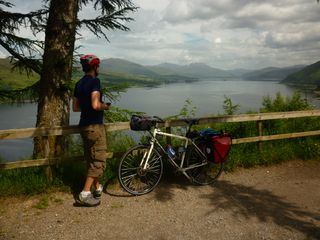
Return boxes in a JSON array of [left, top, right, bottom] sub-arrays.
[[74, 75, 104, 126]]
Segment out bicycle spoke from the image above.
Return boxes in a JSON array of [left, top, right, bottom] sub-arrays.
[[146, 174, 159, 185], [121, 167, 140, 172], [185, 142, 224, 185], [118, 145, 163, 195], [122, 174, 137, 187]]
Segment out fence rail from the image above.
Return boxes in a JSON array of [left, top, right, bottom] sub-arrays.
[[1, 110, 320, 170]]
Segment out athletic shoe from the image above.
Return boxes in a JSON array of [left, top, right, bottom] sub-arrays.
[[76, 193, 100, 207], [93, 188, 103, 199], [93, 185, 103, 199]]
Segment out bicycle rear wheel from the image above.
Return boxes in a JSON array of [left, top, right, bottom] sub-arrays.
[[118, 145, 163, 195], [185, 142, 224, 185]]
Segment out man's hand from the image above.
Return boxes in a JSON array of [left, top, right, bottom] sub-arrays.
[[91, 91, 110, 111]]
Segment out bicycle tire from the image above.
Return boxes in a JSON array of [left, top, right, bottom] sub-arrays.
[[185, 140, 224, 185], [118, 145, 163, 195]]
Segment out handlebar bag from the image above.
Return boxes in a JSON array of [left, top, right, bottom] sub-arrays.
[[130, 115, 155, 131]]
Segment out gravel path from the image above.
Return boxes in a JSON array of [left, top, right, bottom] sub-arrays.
[[1, 160, 320, 240]]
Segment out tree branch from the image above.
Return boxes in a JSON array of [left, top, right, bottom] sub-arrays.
[[78, 7, 137, 40], [0, 38, 42, 74]]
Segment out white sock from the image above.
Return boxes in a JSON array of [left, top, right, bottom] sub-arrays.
[[97, 184, 103, 192], [80, 191, 91, 197]]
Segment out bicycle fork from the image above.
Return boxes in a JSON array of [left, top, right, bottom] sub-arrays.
[[141, 142, 155, 170]]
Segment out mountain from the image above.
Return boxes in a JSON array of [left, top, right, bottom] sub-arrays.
[[99, 59, 234, 85], [227, 68, 252, 77], [281, 61, 320, 86], [99, 58, 198, 85], [147, 62, 234, 79], [102, 58, 234, 79], [242, 66, 306, 81], [145, 63, 183, 76], [100, 58, 157, 77], [2, 56, 316, 91]]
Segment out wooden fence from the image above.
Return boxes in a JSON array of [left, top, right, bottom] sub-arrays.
[[1, 110, 320, 170]]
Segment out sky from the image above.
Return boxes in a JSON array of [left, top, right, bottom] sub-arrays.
[[2, 0, 320, 70]]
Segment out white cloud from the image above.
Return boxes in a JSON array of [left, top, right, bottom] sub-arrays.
[[2, 0, 320, 69], [215, 38, 222, 44]]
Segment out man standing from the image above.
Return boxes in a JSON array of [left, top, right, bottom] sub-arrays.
[[73, 54, 110, 207]]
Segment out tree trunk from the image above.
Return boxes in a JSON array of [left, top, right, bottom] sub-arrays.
[[33, 0, 79, 179]]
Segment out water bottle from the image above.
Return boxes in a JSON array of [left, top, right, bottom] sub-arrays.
[[178, 146, 186, 153], [177, 146, 186, 159], [167, 145, 176, 158]]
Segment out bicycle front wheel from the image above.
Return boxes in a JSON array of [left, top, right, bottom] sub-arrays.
[[185, 143, 224, 185], [118, 145, 163, 195]]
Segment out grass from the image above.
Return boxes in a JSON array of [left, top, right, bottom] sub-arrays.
[[31, 195, 64, 210], [32, 196, 49, 209]]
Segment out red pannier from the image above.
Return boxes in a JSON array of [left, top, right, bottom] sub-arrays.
[[212, 134, 232, 163]]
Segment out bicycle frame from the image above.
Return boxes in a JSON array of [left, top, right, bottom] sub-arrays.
[[141, 127, 208, 180]]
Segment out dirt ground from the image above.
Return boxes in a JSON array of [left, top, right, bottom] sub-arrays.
[[0, 160, 319, 240]]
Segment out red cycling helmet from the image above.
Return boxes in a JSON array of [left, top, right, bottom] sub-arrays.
[[80, 54, 100, 67]]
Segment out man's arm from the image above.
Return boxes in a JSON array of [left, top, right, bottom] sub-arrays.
[[91, 91, 110, 111], [73, 97, 81, 112]]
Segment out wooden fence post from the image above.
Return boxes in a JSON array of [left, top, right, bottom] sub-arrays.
[[257, 120, 263, 157], [44, 136, 53, 181], [166, 126, 172, 145]]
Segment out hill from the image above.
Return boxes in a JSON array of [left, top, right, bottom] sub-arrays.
[[101, 59, 234, 80], [0, 58, 38, 90], [1, 57, 316, 91], [99, 59, 198, 85], [147, 62, 234, 79], [227, 68, 251, 77], [100, 58, 157, 77], [242, 66, 305, 81], [281, 61, 320, 86]]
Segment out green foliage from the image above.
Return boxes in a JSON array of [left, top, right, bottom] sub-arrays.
[[104, 106, 144, 122], [107, 131, 135, 153], [168, 98, 197, 119], [179, 98, 197, 118], [0, 167, 62, 196], [220, 92, 320, 171], [260, 91, 311, 112], [223, 96, 240, 115], [164, 99, 198, 147], [259, 91, 315, 136]]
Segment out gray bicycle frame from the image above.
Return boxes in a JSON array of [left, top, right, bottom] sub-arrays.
[[141, 127, 208, 180]]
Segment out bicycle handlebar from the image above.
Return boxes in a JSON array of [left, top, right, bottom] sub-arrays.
[[184, 119, 199, 126], [152, 116, 165, 123], [184, 118, 200, 137]]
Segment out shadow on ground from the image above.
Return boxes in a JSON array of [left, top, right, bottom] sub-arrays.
[[107, 162, 320, 239], [152, 177, 320, 239], [155, 177, 320, 239], [203, 180, 320, 239]]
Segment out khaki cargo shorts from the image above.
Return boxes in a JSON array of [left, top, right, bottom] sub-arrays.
[[80, 124, 107, 178]]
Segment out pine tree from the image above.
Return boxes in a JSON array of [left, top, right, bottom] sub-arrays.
[[0, 0, 137, 177]]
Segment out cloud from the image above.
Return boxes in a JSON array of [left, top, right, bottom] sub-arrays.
[[3, 0, 320, 69]]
